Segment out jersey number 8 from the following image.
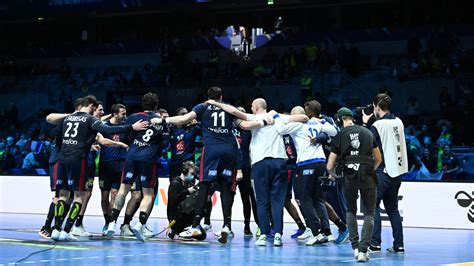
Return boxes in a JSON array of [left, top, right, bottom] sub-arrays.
[[142, 129, 154, 142]]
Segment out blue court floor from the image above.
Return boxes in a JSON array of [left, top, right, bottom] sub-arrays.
[[0, 213, 473, 266]]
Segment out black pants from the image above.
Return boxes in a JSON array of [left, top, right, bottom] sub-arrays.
[[171, 211, 195, 234], [237, 167, 259, 226], [192, 179, 233, 228]]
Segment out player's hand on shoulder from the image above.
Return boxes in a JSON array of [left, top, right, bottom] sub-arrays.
[[150, 118, 162, 125], [206, 99, 217, 106], [264, 114, 274, 125], [91, 144, 101, 151], [132, 119, 149, 131]]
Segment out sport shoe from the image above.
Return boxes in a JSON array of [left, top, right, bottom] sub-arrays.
[[218, 226, 230, 244], [102, 224, 108, 236], [59, 231, 77, 241], [168, 230, 175, 240], [244, 228, 253, 237], [202, 224, 212, 231], [51, 229, 61, 241], [143, 225, 154, 238], [357, 252, 369, 262], [255, 234, 267, 246], [291, 228, 305, 239], [335, 229, 349, 244], [274, 233, 282, 246], [71, 225, 91, 237], [131, 222, 146, 242], [387, 246, 405, 253], [179, 227, 203, 240], [368, 245, 381, 253], [106, 221, 116, 237], [120, 224, 134, 236], [38, 226, 52, 239], [297, 228, 313, 240], [256, 227, 261, 238], [353, 248, 359, 259], [214, 230, 234, 238], [305, 233, 327, 246]]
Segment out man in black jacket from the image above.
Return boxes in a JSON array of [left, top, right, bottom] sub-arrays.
[[167, 161, 198, 239]]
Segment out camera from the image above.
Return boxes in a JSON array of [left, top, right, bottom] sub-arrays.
[[355, 104, 374, 116]]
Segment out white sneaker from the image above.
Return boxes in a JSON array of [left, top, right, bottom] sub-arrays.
[[357, 252, 369, 262], [274, 233, 282, 247], [59, 231, 77, 241], [202, 224, 212, 231], [179, 227, 202, 239], [143, 225, 154, 238], [297, 228, 313, 240], [120, 224, 134, 236], [255, 235, 267, 246], [353, 248, 359, 259], [51, 229, 61, 241], [131, 222, 146, 242], [305, 233, 327, 246], [218, 226, 230, 244], [106, 221, 116, 237], [71, 225, 91, 237]]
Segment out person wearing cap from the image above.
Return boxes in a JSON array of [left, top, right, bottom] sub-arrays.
[[326, 107, 382, 263]]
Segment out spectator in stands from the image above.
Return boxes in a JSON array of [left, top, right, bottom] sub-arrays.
[[21, 141, 39, 174], [439, 145, 461, 180], [0, 139, 7, 174], [15, 133, 30, 154], [437, 123, 453, 147], [416, 124, 432, 144], [8, 145, 23, 170], [421, 136, 437, 173], [306, 42, 317, 69]]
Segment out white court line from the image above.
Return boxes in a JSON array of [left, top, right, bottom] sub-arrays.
[[39, 260, 51, 262], [72, 257, 84, 260], [106, 255, 116, 258], [55, 258, 68, 261], [23, 262, 35, 264], [88, 256, 100, 259]]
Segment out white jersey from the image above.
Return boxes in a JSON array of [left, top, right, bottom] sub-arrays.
[[273, 116, 337, 166], [247, 113, 288, 165], [372, 116, 408, 177]]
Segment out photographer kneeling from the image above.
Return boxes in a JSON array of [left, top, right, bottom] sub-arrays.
[[167, 161, 204, 240]]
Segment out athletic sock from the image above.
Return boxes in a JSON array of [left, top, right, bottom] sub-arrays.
[[44, 202, 56, 229], [75, 215, 84, 227], [335, 218, 347, 232], [64, 202, 83, 233], [123, 214, 133, 226], [139, 212, 148, 225], [295, 218, 306, 230], [53, 200, 67, 231]]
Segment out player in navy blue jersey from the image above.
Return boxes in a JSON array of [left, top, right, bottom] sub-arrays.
[[151, 87, 267, 244], [46, 95, 148, 241], [107, 93, 166, 242], [168, 107, 202, 180], [233, 106, 259, 237]]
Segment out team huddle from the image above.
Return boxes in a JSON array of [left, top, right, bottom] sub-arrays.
[[37, 87, 407, 263]]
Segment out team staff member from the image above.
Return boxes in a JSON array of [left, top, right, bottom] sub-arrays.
[[167, 161, 198, 238], [327, 107, 382, 262], [365, 94, 408, 253]]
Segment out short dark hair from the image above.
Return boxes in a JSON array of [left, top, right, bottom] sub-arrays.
[[142, 92, 159, 111], [373, 93, 391, 111], [111, 103, 126, 115], [82, 95, 99, 108], [207, 86, 222, 100], [158, 108, 168, 114], [74, 97, 83, 109], [181, 160, 196, 175], [304, 100, 322, 117], [97, 101, 103, 107], [176, 107, 187, 115]]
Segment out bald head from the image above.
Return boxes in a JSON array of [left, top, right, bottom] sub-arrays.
[[251, 98, 267, 114], [290, 106, 305, 115]]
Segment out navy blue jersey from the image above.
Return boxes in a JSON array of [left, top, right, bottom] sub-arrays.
[[126, 112, 164, 162], [88, 149, 98, 167], [192, 103, 237, 146], [283, 135, 297, 169], [233, 127, 251, 169], [100, 121, 128, 162], [169, 124, 201, 165], [58, 112, 132, 158]]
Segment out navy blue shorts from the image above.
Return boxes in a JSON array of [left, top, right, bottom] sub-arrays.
[[49, 162, 59, 192], [121, 160, 157, 189], [57, 157, 88, 192], [199, 144, 237, 183], [99, 160, 124, 191]]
